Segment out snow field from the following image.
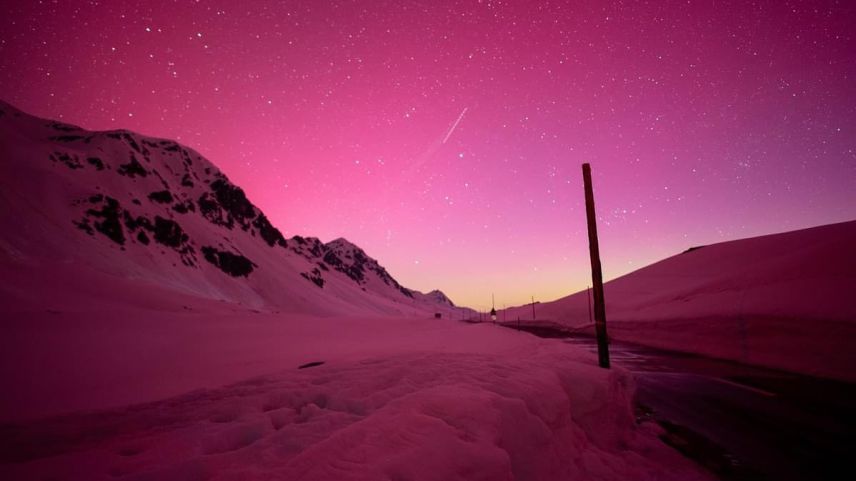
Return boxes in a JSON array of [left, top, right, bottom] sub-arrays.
[[1, 345, 710, 481]]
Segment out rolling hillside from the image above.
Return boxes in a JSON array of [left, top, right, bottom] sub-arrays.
[[503, 221, 856, 380]]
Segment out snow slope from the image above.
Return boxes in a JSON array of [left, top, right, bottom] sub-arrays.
[[502, 221, 856, 381], [0, 315, 710, 481], [0, 100, 465, 318]]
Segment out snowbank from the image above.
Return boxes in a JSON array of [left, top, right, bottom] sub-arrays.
[[503, 220, 856, 381], [0, 324, 709, 480]]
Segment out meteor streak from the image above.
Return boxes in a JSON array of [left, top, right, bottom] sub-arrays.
[[442, 107, 468, 144]]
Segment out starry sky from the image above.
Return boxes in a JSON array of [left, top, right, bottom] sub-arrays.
[[2, 0, 855, 309]]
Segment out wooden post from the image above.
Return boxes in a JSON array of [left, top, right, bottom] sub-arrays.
[[582, 163, 610, 368]]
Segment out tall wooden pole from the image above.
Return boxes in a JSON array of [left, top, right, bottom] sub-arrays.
[[582, 163, 610, 368]]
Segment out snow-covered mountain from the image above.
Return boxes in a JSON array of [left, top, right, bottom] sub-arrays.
[[0, 100, 466, 317], [502, 220, 856, 381]]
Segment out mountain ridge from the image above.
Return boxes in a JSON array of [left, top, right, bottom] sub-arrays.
[[0, 99, 464, 317]]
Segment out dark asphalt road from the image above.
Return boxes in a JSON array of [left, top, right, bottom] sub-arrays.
[[507, 324, 856, 481]]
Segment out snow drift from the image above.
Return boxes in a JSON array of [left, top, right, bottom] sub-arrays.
[[503, 220, 856, 381], [0, 318, 710, 481]]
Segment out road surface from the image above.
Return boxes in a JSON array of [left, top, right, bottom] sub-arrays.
[[506, 323, 856, 481]]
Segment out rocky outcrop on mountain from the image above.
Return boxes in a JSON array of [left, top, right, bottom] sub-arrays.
[[10, 108, 292, 280], [426, 290, 455, 307], [201, 246, 255, 277], [289, 236, 414, 298], [0, 100, 465, 317]]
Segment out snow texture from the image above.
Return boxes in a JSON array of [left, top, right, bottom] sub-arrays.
[[0, 318, 710, 481]]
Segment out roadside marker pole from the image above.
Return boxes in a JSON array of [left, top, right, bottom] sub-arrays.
[[582, 163, 610, 369]]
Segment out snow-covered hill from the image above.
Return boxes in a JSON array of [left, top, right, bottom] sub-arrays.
[[0, 100, 465, 318], [502, 220, 856, 381]]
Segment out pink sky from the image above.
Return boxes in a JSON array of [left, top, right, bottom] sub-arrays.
[[2, 0, 854, 308]]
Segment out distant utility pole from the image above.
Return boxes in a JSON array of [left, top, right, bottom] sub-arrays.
[[582, 163, 610, 368], [531, 295, 536, 321]]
